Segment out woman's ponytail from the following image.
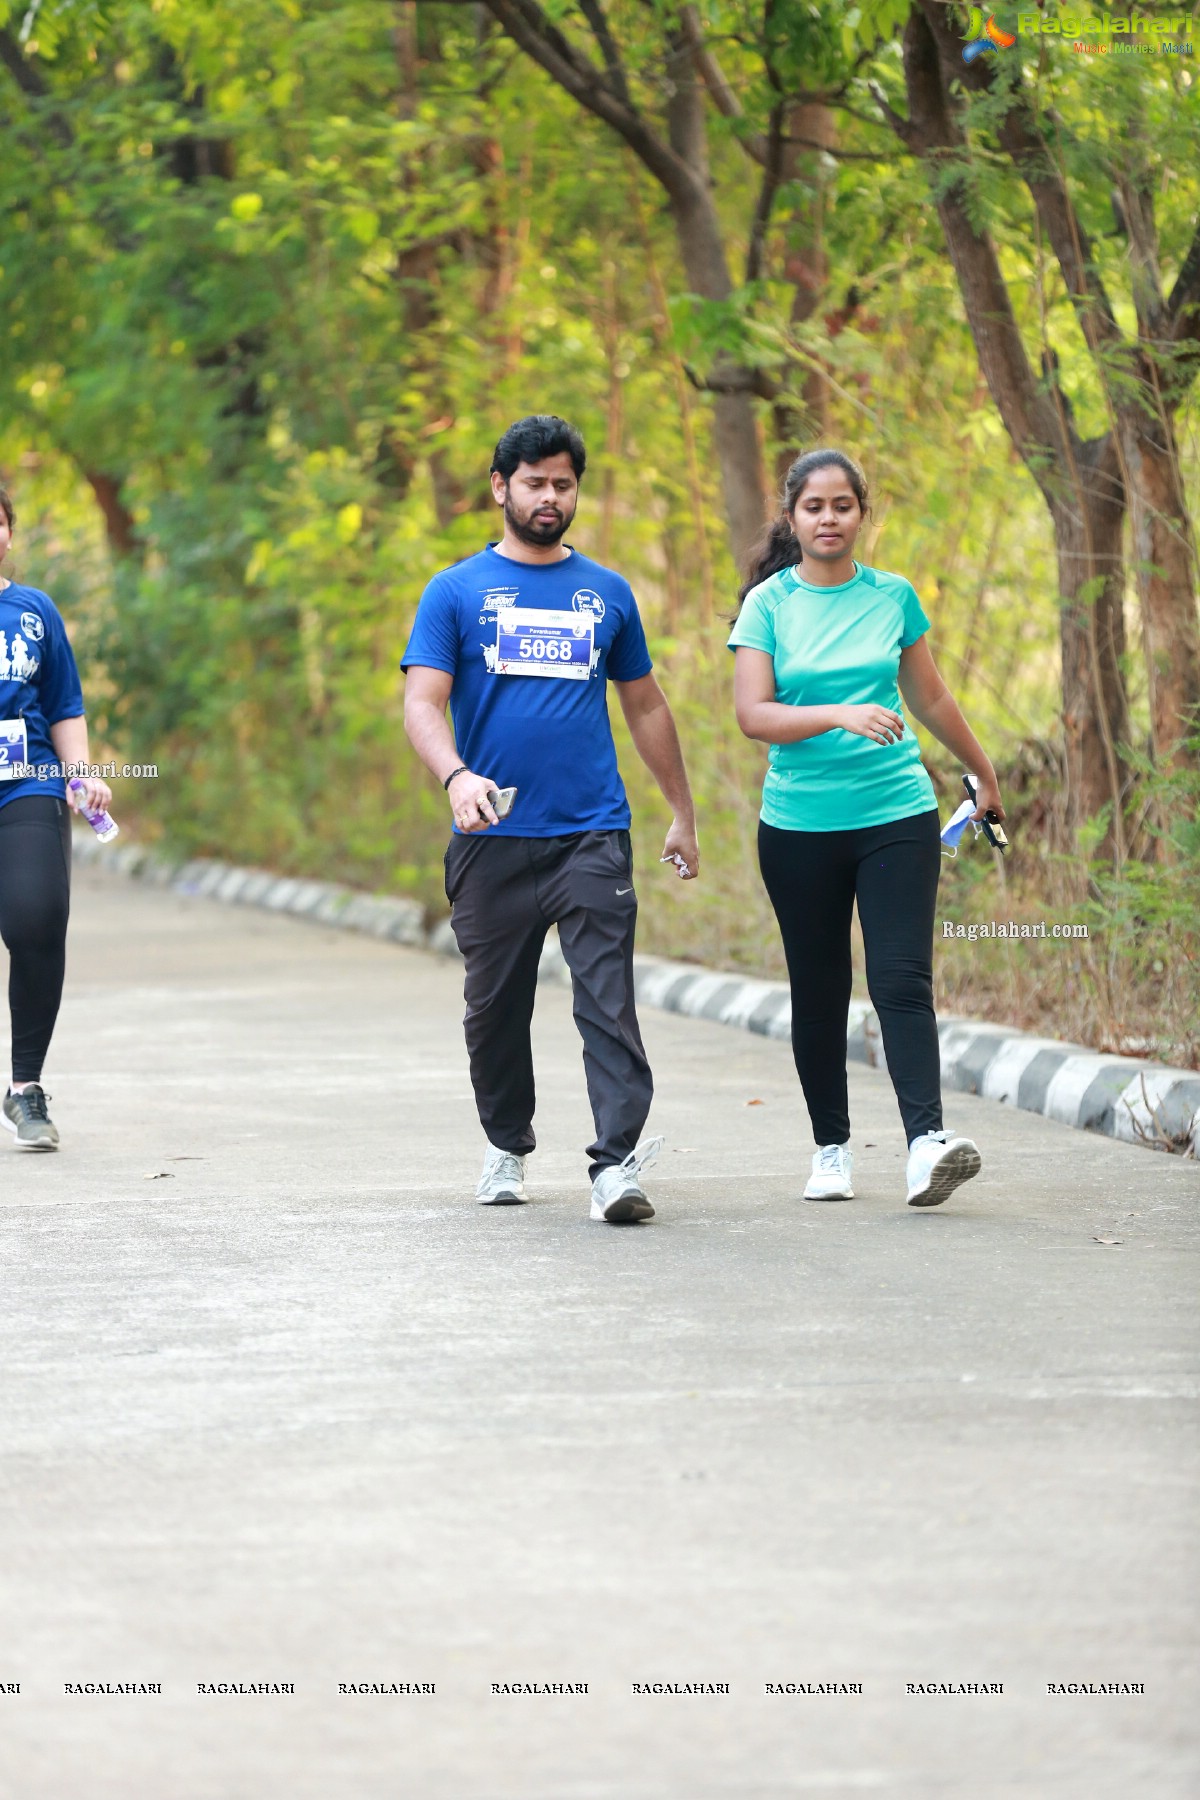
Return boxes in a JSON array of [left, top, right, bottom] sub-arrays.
[[736, 515, 801, 611]]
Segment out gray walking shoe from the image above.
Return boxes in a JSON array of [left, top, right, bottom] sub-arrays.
[[589, 1136, 663, 1223], [2, 1084, 60, 1151], [476, 1144, 527, 1205]]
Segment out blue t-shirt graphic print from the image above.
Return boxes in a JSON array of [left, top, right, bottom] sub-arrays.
[[0, 582, 85, 813], [401, 544, 653, 837]]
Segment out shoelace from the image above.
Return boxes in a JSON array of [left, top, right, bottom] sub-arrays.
[[613, 1135, 664, 1183], [15, 1087, 50, 1121], [815, 1144, 844, 1171], [488, 1150, 523, 1184]]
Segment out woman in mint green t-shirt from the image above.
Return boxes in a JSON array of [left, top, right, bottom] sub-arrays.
[[729, 448, 1005, 1209]]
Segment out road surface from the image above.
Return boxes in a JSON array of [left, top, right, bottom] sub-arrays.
[[1, 865, 1197, 1798]]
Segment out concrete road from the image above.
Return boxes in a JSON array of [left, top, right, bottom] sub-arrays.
[[1, 865, 1197, 1800]]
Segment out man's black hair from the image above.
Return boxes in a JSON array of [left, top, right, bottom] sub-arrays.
[[490, 415, 586, 481]]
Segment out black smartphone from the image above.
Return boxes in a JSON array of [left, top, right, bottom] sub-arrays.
[[962, 774, 1008, 853]]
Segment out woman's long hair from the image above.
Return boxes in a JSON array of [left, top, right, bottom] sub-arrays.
[[736, 448, 870, 610]]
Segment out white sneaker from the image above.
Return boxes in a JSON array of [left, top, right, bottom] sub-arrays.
[[475, 1143, 527, 1206], [803, 1142, 854, 1201], [906, 1132, 981, 1207], [589, 1136, 663, 1223]]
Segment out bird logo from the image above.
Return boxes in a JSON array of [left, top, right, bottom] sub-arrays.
[[962, 7, 1017, 60]]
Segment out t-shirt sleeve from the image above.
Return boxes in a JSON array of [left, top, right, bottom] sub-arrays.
[[400, 574, 460, 674], [606, 587, 653, 683], [37, 598, 85, 723], [727, 586, 776, 656], [899, 580, 931, 648]]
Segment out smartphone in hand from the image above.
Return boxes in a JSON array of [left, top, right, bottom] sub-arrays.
[[487, 787, 518, 821]]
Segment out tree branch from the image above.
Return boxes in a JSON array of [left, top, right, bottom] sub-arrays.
[[916, 0, 1122, 364], [875, 9, 1068, 491], [578, 0, 633, 113], [746, 101, 785, 285], [782, 132, 904, 163], [1167, 217, 1200, 347], [0, 27, 72, 146], [684, 361, 778, 399], [483, 0, 699, 206], [679, 4, 768, 164]]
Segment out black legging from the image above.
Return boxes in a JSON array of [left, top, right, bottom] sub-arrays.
[[758, 808, 942, 1147], [0, 796, 72, 1084]]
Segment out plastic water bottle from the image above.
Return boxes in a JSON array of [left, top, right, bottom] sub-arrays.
[[68, 777, 120, 843]]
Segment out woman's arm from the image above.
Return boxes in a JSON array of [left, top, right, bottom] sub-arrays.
[[49, 715, 112, 815], [734, 647, 904, 747], [898, 636, 1005, 819]]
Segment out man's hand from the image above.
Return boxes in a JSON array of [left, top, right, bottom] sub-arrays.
[[447, 770, 500, 833], [660, 816, 699, 881]]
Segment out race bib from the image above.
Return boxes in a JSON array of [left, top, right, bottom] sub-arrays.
[[495, 607, 593, 680], [0, 716, 27, 781], [0, 719, 28, 781]]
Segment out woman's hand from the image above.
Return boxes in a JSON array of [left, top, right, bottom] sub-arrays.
[[68, 775, 112, 816], [968, 771, 1006, 822], [835, 704, 905, 745]]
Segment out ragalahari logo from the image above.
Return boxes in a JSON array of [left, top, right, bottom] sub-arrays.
[[962, 6, 1018, 57]]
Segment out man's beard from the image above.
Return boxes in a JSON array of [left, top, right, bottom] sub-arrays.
[[504, 494, 574, 546]]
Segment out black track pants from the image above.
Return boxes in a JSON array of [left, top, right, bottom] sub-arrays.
[[445, 830, 652, 1178], [0, 796, 72, 1084], [757, 809, 943, 1147]]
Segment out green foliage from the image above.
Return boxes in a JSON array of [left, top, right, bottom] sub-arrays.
[[1, 0, 1197, 1063]]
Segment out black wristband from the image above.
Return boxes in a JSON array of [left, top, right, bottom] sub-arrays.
[[443, 766, 469, 791]]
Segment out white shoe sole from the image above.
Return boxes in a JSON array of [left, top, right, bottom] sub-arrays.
[[803, 1177, 854, 1202], [477, 1190, 525, 1206], [907, 1141, 982, 1207], [1, 1114, 58, 1151], [590, 1192, 655, 1223]]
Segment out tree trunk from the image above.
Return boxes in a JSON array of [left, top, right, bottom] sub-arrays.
[[483, 0, 770, 566], [881, 4, 1133, 847], [670, 186, 768, 561], [84, 472, 140, 560], [1121, 415, 1200, 760], [1051, 443, 1130, 839], [773, 101, 835, 469]]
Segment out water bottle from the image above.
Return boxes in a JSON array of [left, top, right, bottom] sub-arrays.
[[68, 777, 120, 843]]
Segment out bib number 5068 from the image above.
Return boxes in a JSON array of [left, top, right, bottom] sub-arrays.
[[519, 637, 571, 662]]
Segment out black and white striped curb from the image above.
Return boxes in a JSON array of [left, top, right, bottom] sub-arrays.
[[78, 836, 1199, 1158]]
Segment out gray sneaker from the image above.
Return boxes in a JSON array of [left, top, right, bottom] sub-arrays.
[[476, 1143, 527, 1205], [589, 1136, 663, 1223], [2, 1085, 60, 1151]]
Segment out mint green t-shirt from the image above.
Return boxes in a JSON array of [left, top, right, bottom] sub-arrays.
[[728, 562, 938, 832]]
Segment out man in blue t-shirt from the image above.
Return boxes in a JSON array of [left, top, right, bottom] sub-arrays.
[[402, 414, 699, 1223]]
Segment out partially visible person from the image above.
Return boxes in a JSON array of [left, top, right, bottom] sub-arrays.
[[402, 415, 698, 1223], [730, 449, 1005, 1208], [0, 483, 112, 1149]]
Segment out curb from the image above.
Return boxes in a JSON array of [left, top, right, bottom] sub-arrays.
[[76, 834, 1199, 1159]]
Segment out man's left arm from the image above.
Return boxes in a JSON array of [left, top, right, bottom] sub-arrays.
[[614, 673, 699, 880]]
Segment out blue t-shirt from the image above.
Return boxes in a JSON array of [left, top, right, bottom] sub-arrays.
[[401, 544, 653, 837], [728, 561, 937, 831], [0, 581, 85, 813]]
